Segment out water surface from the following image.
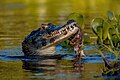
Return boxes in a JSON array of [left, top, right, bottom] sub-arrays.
[[0, 0, 120, 80]]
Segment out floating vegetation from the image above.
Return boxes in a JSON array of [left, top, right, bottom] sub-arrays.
[[62, 11, 120, 77], [91, 11, 120, 49], [91, 11, 120, 76]]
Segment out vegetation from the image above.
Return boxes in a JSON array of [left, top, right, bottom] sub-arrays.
[[62, 11, 120, 58], [60, 13, 91, 48], [91, 11, 120, 76], [91, 11, 120, 58], [61, 11, 120, 76]]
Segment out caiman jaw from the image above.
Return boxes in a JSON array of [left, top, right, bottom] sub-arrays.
[[39, 22, 79, 49], [22, 20, 83, 56]]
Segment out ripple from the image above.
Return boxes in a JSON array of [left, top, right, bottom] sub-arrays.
[[0, 4, 26, 9], [31, 74, 81, 79], [94, 75, 120, 79]]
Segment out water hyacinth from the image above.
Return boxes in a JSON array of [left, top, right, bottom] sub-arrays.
[[91, 11, 120, 76], [91, 11, 120, 51]]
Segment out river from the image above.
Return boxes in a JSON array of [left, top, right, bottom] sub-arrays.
[[0, 0, 120, 80]]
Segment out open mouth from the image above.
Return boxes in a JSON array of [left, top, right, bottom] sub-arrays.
[[39, 21, 79, 49], [22, 20, 80, 51], [22, 20, 83, 56]]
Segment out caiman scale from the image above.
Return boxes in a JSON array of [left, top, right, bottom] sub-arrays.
[[22, 20, 84, 56]]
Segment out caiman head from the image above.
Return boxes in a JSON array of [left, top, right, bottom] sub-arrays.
[[22, 20, 84, 56]]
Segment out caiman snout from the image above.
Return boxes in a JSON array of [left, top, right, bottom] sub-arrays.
[[22, 20, 84, 57]]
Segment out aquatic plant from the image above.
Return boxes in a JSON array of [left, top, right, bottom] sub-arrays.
[[67, 13, 84, 29], [64, 11, 120, 76], [91, 11, 120, 76], [91, 11, 120, 58]]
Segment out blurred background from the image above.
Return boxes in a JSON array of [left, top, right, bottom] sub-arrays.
[[0, 0, 120, 48], [0, 0, 120, 80]]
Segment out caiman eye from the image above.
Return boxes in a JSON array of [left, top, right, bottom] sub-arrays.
[[45, 25, 51, 29], [41, 24, 50, 30]]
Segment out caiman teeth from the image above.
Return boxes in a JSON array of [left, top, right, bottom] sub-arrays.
[[63, 28, 67, 35], [48, 23, 77, 37], [65, 27, 68, 32], [59, 31, 61, 34], [59, 29, 62, 34]]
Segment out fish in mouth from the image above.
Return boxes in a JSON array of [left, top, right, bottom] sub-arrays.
[[22, 20, 84, 56]]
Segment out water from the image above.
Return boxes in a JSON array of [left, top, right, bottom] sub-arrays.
[[0, 0, 120, 80]]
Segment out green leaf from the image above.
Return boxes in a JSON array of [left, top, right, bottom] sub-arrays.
[[91, 18, 104, 35], [107, 33, 114, 48], [111, 34, 119, 45], [107, 20, 117, 27], [118, 15, 120, 33], [60, 40, 72, 48], [97, 27, 103, 43], [84, 33, 91, 44], [102, 21, 110, 40], [67, 13, 84, 29], [118, 15, 120, 25], [109, 28, 116, 36]]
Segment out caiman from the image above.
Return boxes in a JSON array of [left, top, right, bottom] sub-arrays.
[[22, 20, 84, 57]]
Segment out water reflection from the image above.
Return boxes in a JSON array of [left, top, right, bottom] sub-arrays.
[[94, 75, 120, 80], [1, 0, 120, 49], [1, 0, 120, 80], [22, 55, 84, 79], [22, 59, 57, 73]]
